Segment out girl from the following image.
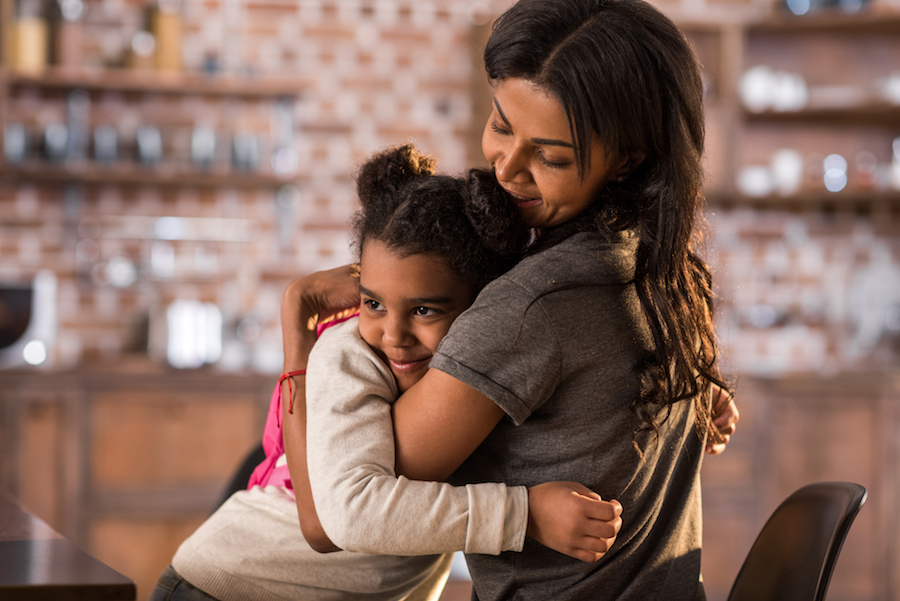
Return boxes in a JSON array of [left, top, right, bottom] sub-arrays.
[[151, 144, 621, 601], [282, 0, 739, 599]]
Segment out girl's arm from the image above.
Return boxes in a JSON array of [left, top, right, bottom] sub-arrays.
[[281, 265, 361, 553], [305, 319, 530, 557]]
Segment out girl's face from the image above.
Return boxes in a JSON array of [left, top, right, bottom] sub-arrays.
[[482, 77, 625, 228], [358, 239, 476, 393]]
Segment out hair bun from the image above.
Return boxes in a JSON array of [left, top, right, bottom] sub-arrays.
[[356, 144, 436, 207], [464, 168, 530, 256]]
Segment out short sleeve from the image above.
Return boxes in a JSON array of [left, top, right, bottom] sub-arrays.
[[430, 276, 562, 425]]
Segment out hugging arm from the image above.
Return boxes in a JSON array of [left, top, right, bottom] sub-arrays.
[[283, 265, 621, 562], [392, 369, 622, 563], [305, 321, 529, 556], [281, 265, 362, 553]]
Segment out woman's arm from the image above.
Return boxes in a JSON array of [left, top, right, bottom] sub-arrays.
[[391, 375, 622, 561], [392, 369, 504, 482]]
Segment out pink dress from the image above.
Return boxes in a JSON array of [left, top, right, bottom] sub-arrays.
[[246, 312, 360, 491]]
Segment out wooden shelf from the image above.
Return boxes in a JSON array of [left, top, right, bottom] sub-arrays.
[[744, 102, 900, 127], [1, 67, 305, 99], [749, 8, 900, 35], [0, 163, 297, 188], [708, 189, 900, 209]]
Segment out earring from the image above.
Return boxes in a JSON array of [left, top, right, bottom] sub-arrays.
[[616, 175, 626, 183]]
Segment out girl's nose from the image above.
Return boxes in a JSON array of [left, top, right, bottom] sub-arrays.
[[382, 315, 413, 347]]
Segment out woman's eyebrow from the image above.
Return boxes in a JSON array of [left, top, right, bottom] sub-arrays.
[[494, 98, 513, 128], [493, 98, 574, 149]]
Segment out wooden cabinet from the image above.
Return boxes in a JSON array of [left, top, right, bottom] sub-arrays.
[[0, 367, 273, 601], [681, 10, 900, 210]]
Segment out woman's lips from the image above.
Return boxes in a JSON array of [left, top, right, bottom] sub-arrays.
[[503, 188, 542, 209], [388, 357, 430, 372]]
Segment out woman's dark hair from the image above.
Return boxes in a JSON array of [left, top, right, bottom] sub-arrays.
[[485, 0, 730, 448], [352, 144, 528, 292]]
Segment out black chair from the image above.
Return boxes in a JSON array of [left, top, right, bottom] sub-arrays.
[[215, 443, 266, 510], [727, 481, 868, 601]]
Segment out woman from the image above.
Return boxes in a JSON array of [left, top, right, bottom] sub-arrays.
[[284, 0, 738, 599]]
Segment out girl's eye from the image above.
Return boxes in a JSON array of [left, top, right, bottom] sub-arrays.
[[413, 306, 438, 317], [363, 299, 384, 312]]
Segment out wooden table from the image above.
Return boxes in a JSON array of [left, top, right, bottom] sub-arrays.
[[0, 491, 136, 600]]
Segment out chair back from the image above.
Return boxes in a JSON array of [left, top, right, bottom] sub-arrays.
[[216, 444, 266, 510], [727, 481, 867, 601]]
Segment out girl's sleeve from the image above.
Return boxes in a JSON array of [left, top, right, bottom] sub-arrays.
[[305, 320, 527, 556]]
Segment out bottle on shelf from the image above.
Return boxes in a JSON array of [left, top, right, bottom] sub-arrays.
[[11, 0, 48, 74], [151, 0, 182, 72], [49, 0, 85, 70]]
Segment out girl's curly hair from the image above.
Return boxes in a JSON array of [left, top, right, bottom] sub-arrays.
[[352, 144, 528, 291]]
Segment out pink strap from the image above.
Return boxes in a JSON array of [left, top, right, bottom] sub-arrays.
[[247, 382, 293, 490]]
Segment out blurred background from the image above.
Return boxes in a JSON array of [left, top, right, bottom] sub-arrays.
[[0, 0, 898, 599]]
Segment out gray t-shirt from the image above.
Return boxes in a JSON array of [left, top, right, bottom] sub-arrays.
[[431, 231, 705, 601]]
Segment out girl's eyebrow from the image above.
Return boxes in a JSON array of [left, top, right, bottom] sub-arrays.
[[359, 285, 454, 306], [493, 98, 574, 149], [408, 296, 455, 306], [359, 285, 379, 299]]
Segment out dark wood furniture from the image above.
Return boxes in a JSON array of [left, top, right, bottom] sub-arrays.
[[0, 490, 135, 600]]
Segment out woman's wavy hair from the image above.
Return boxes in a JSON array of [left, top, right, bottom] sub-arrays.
[[352, 144, 528, 292], [485, 0, 731, 449]]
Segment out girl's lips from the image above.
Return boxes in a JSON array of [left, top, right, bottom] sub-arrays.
[[388, 357, 430, 372]]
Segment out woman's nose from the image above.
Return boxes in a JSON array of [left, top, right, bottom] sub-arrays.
[[493, 143, 529, 183]]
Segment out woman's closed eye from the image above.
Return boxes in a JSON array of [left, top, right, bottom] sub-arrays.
[[538, 152, 571, 169], [490, 121, 511, 136]]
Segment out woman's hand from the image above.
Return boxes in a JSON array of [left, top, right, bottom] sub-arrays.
[[705, 384, 739, 455], [526, 482, 623, 563]]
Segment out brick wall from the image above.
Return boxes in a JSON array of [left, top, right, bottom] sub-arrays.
[[1, 0, 505, 371], [2, 0, 900, 378]]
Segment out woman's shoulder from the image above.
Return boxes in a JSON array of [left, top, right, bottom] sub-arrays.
[[496, 230, 638, 292]]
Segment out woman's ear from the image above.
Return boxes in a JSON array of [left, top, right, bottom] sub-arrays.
[[616, 152, 646, 180]]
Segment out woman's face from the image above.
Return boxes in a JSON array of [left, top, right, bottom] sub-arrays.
[[482, 77, 624, 228], [358, 239, 475, 393]]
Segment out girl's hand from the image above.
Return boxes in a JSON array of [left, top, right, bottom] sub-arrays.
[[281, 264, 361, 369], [705, 384, 739, 455], [526, 482, 623, 563]]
